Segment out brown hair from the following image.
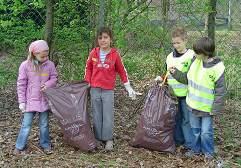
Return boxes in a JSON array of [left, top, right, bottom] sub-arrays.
[[171, 27, 187, 40], [95, 27, 113, 47], [193, 37, 215, 57]]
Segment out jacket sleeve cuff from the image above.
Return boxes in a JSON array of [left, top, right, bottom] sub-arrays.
[[124, 81, 130, 86]]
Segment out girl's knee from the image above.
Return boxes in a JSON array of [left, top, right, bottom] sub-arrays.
[[191, 127, 201, 135], [39, 120, 49, 127], [21, 118, 34, 128]]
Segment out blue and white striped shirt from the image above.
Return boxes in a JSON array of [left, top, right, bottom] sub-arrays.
[[100, 49, 110, 63]]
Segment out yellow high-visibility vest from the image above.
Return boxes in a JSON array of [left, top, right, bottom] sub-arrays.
[[166, 49, 194, 97], [186, 58, 225, 113]]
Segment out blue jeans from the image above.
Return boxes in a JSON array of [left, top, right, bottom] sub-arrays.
[[174, 98, 194, 149], [189, 112, 214, 155], [90, 88, 114, 141], [15, 111, 50, 150]]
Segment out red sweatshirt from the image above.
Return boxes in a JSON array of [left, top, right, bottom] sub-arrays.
[[84, 47, 129, 90]]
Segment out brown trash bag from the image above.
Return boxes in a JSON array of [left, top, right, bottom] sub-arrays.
[[43, 81, 97, 152], [131, 84, 178, 153]]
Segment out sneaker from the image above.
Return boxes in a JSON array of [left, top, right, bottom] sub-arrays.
[[204, 153, 214, 160], [13, 148, 21, 155], [184, 150, 197, 158], [13, 148, 26, 155], [105, 140, 113, 151], [96, 140, 104, 149], [43, 147, 53, 155]]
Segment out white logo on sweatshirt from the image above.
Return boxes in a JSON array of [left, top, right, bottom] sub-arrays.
[[97, 63, 110, 69]]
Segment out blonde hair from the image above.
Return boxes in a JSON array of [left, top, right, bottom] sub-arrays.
[[27, 52, 41, 72], [171, 27, 187, 40]]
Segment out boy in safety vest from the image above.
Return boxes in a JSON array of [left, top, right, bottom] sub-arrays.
[[155, 27, 195, 150], [169, 37, 226, 159]]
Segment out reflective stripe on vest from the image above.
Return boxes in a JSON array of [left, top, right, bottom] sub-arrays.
[[186, 58, 225, 113], [188, 93, 213, 106], [167, 75, 188, 96], [188, 79, 214, 94], [166, 49, 194, 97]]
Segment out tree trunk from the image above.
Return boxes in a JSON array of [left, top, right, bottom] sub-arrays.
[[227, 0, 232, 30], [98, 0, 105, 28], [45, 0, 54, 59], [208, 0, 217, 44], [161, 0, 169, 27], [106, 0, 112, 27]]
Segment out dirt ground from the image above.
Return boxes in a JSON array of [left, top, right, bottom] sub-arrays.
[[0, 81, 240, 168]]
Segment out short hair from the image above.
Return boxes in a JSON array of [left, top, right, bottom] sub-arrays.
[[171, 27, 187, 40], [193, 37, 215, 57]]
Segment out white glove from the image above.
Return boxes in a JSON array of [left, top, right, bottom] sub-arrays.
[[154, 76, 163, 82], [124, 82, 142, 100], [19, 103, 26, 112]]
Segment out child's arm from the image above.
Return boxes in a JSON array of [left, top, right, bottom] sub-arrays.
[[17, 62, 28, 104], [170, 68, 188, 84], [44, 62, 58, 88], [115, 52, 141, 99], [169, 57, 196, 84], [84, 53, 93, 83], [211, 73, 226, 115], [115, 52, 128, 83]]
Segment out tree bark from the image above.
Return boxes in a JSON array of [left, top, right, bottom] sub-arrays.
[[45, 0, 54, 58], [227, 0, 232, 30], [161, 0, 169, 25], [98, 0, 105, 28], [208, 0, 217, 44]]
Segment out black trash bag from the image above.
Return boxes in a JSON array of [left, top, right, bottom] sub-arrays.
[[131, 84, 178, 153], [44, 81, 97, 151]]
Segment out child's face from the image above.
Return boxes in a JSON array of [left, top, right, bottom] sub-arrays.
[[196, 53, 208, 61], [98, 33, 111, 50], [172, 37, 187, 53], [33, 50, 49, 62]]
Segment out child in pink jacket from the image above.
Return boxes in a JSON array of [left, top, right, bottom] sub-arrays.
[[14, 40, 58, 155]]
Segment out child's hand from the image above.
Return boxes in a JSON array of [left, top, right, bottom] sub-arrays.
[[169, 67, 176, 74], [124, 82, 142, 100], [40, 84, 47, 91], [154, 76, 163, 82], [19, 103, 26, 112]]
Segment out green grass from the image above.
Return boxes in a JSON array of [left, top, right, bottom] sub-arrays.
[[124, 49, 166, 80], [222, 53, 241, 99], [236, 158, 241, 166], [0, 52, 24, 87]]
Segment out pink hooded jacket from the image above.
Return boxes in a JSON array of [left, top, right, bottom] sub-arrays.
[[17, 60, 58, 112]]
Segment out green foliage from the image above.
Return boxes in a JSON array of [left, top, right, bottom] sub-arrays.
[[54, 0, 91, 28], [236, 158, 241, 166], [0, 52, 23, 86], [0, 0, 45, 51], [0, 0, 240, 101], [176, 0, 210, 13], [123, 49, 166, 81], [222, 53, 241, 99]]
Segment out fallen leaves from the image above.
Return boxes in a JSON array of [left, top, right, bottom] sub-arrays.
[[0, 81, 240, 167]]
